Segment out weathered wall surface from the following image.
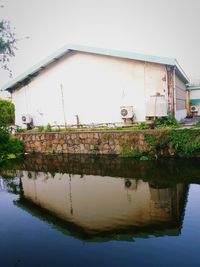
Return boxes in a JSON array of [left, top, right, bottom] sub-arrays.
[[15, 131, 149, 155], [12, 51, 168, 127], [175, 75, 187, 120]]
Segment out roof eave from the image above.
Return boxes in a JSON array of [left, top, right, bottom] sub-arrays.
[[1, 44, 190, 91]]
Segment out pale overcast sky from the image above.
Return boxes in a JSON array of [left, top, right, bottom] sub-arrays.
[[0, 0, 200, 92]]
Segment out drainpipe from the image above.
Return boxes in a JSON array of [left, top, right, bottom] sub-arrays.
[[60, 84, 67, 128]]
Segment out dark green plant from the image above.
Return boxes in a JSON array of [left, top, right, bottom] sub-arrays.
[[120, 149, 143, 158], [0, 99, 15, 126], [15, 126, 25, 133], [138, 122, 149, 130], [140, 155, 149, 161], [45, 124, 52, 132], [90, 144, 99, 154], [154, 116, 179, 128], [144, 129, 171, 159], [0, 127, 24, 163], [37, 126, 45, 132], [195, 120, 200, 127], [171, 129, 200, 158]]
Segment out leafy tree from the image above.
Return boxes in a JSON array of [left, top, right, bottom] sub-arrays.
[[0, 99, 15, 126], [0, 19, 16, 73]]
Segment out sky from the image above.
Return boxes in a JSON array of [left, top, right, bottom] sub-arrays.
[[0, 0, 200, 97]]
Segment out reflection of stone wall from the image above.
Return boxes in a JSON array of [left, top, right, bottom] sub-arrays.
[[15, 131, 148, 155]]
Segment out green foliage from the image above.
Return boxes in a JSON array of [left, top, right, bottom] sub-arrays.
[[154, 116, 179, 128], [0, 20, 16, 72], [0, 99, 15, 126], [144, 129, 172, 159], [0, 127, 24, 163], [15, 126, 25, 133], [138, 122, 149, 130], [37, 126, 45, 132], [139, 155, 149, 161], [195, 120, 200, 127], [144, 129, 200, 158], [171, 129, 200, 158], [45, 124, 52, 132], [90, 144, 99, 154], [120, 149, 143, 158]]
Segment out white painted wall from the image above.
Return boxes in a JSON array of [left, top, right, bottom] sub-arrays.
[[12, 52, 168, 127]]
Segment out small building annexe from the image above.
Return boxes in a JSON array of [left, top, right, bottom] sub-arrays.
[[187, 85, 200, 115], [1, 44, 189, 127]]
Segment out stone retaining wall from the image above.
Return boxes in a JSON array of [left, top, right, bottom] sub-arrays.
[[15, 131, 149, 155]]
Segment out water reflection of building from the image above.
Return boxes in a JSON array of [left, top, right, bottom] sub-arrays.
[[16, 170, 188, 238]]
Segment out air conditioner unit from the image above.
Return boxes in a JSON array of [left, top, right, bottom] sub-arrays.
[[120, 106, 134, 119], [190, 106, 198, 113], [21, 114, 32, 124]]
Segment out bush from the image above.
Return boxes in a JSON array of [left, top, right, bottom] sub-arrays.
[[154, 116, 179, 128], [171, 129, 200, 158], [37, 126, 45, 132], [195, 120, 200, 127], [138, 122, 149, 130], [0, 127, 24, 163], [45, 123, 52, 132], [0, 99, 15, 126]]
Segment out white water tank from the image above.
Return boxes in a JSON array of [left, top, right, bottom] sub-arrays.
[[146, 94, 167, 117]]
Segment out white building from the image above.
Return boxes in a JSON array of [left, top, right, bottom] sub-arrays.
[[1, 44, 189, 127], [187, 85, 200, 115]]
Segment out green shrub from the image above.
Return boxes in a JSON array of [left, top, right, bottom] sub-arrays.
[[15, 126, 25, 133], [45, 124, 52, 132], [37, 126, 45, 132], [171, 129, 200, 158], [0, 127, 24, 163], [195, 120, 200, 127], [154, 116, 179, 128], [144, 129, 171, 158], [138, 122, 149, 130]]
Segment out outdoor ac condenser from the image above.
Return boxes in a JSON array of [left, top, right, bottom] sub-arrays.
[[21, 114, 33, 124]]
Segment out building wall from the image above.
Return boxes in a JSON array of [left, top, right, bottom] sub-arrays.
[[175, 75, 187, 120], [12, 52, 168, 127]]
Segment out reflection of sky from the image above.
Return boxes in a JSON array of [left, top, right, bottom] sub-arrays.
[[1, 0, 200, 95], [182, 184, 200, 236]]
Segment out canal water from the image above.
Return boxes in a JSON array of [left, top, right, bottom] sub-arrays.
[[0, 154, 200, 267]]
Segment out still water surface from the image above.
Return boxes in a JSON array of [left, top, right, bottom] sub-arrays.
[[0, 154, 200, 267]]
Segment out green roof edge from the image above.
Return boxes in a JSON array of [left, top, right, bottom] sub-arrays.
[[187, 86, 200, 91]]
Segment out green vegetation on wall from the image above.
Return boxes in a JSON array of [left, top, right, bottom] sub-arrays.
[[144, 129, 200, 158], [170, 129, 200, 158]]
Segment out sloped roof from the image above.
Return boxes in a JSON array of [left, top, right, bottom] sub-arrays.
[[1, 44, 190, 92]]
